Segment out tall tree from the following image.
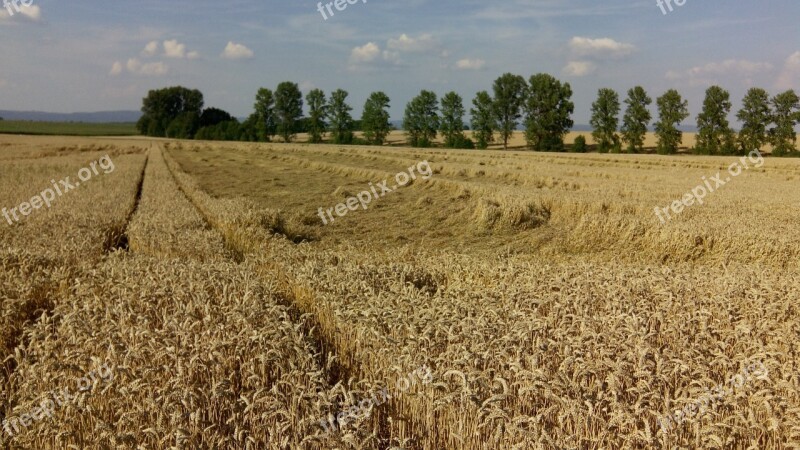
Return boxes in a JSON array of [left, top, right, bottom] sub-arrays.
[[306, 89, 327, 144], [621, 86, 652, 153], [590, 88, 621, 153], [362, 91, 391, 145], [254, 88, 276, 142], [524, 73, 574, 152], [736, 88, 772, 153], [695, 85, 735, 155], [492, 73, 527, 150], [274, 82, 303, 142], [137, 86, 204, 138], [470, 91, 496, 150], [440, 91, 467, 148], [770, 89, 800, 156], [655, 89, 689, 155], [403, 90, 439, 148], [328, 89, 355, 144]]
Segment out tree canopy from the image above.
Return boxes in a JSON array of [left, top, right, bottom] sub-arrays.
[[524, 73, 574, 152], [403, 90, 439, 148], [137, 86, 204, 138]]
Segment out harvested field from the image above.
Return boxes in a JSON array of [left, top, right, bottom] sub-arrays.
[[1, 134, 799, 449]]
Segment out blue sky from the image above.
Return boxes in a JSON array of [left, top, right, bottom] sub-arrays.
[[0, 0, 798, 125]]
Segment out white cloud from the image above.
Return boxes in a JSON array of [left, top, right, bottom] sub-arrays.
[[19, 4, 40, 20], [387, 33, 438, 53], [142, 40, 159, 57], [141, 39, 198, 59], [109, 61, 123, 76], [666, 59, 773, 85], [0, 4, 41, 22], [126, 58, 141, 72], [776, 51, 800, 90], [569, 37, 635, 59], [350, 42, 380, 63], [163, 39, 186, 58], [125, 58, 168, 76], [563, 61, 596, 77], [0, 79, 7, 88], [221, 41, 254, 60], [455, 58, 486, 70]]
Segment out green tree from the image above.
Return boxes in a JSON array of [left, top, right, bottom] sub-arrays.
[[696, 86, 735, 155], [492, 73, 527, 150], [736, 88, 771, 153], [655, 89, 689, 155], [199, 107, 234, 129], [590, 88, 621, 153], [254, 88, 276, 142], [440, 91, 468, 148], [166, 112, 200, 139], [195, 119, 241, 141], [362, 91, 391, 145], [524, 73, 574, 152], [571, 135, 587, 153], [470, 91, 496, 149], [328, 89, 355, 144], [621, 86, 652, 153], [237, 113, 260, 141], [403, 90, 439, 148], [137, 86, 204, 138], [770, 90, 800, 156], [306, 89, 327, 144], [274, 82, 303, 142]]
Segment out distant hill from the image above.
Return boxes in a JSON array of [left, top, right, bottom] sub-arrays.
[[0, 110, 141, 123]]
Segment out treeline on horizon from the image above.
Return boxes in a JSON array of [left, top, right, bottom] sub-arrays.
[[136, 74, 800, 156]]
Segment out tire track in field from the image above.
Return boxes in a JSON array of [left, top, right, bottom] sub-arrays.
[[103, 151, 148, 253], [161, 145, 410, 449]]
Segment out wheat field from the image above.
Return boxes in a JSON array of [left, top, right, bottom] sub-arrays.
[[1, 133, 799, 449]]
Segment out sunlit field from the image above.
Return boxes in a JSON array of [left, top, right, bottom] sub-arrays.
[[1, 134, 798, 449]]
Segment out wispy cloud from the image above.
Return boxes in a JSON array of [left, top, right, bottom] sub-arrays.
[[569, 37, 635, 59], [563, 61, 596, 77], [141, 41, 159, 57], [666, 59, 774, 86], [387, 34, 439, 53], [455, 58, 486, 70], [125, 58, 168, 76], [776, 51, 800, 90]]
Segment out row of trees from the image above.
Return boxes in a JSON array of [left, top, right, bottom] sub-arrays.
[[136, 80, 800, 155], [402, 73, 575, 150], [136, 84, 395, 145], [588, 85, 800, 155]]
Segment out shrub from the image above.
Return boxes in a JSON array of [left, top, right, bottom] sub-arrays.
[[572, 135, 587, 153]]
